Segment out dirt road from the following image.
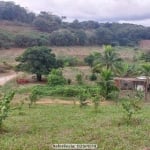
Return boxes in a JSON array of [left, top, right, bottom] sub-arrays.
[[36, 98, 115, 106], [0, 72, 17, 86]]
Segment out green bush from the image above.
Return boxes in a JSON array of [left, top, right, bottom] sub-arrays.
[[89, 73, 97, 81], [0, 91, 15, 128], [29, 88, 40, 107], [122, 99, 142, 124], [0, 31, 14, 49], [48, 69, 66, 86], [49, 86, 81, 97], [30, 85, 80, 98], [15, 34, 49, 48], [67, 79, 72, 85], [49, 29, 76, 46], [92, 94, 100, 112], [78, 91, 88, 107], [30, 85, 101, 99], [76, 73, 83, 85]]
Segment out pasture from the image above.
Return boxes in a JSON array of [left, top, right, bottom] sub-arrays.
[[0, 46, 150, 150], [0, 103, 150, 150], [0, 46, 137, 65]]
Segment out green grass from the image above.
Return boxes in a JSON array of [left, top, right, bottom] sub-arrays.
[[0, 104, 149, 150]]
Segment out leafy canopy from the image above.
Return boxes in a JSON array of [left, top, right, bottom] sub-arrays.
[[16, 46, 61, 81], [91, 45, 122, 75], [98, 68, 119, 99]]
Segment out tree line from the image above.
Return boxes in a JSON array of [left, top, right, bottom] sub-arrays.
[[1, 1, 150, 48]]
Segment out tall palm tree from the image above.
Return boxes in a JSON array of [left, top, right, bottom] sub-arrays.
[[93, 45, 122, 74]]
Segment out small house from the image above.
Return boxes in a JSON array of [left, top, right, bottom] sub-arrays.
[[114, 76, 150, 91]]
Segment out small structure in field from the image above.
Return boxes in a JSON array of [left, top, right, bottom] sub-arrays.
[[114, 76, 150, 91]]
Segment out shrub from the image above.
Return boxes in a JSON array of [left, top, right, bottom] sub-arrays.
[[48, 69, 66, 86], [67, 79, 72, 85], [29, 88, 39, 107], [76, 73, 83, 85], [0, 31, 14, 49], [62, 87, 80, 97], [14, 34, 49, 48], [84, 54, 95, 67], [0, 91, 15, 128], [49, 29, 76, 46], [122, 99, 141, 124], [48, 86, 81, 97], [78, 91, 89, 107], [29, 85, 101, 100], [89, 73, 97, 81], [92, 94, 100, 112]]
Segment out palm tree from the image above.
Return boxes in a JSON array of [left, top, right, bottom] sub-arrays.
[[141, 64, 150, 101], [93, 45, 122, 74], [98, 68, 118, 100], [118, 63, 140, 77]]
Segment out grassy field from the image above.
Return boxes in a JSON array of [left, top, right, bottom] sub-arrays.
[[0, 46, 149, 150], [0, 46, 138, 65], [0, 103, 149, 150]]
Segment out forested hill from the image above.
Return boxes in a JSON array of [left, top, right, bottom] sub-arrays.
[[0, 1, 150, 49]]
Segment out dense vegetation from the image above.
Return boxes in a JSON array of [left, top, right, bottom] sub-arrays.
[[1, 1, 150, 49]]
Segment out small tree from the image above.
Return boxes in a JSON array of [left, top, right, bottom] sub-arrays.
[[84, 52, 101, 67], [29, 88, 39, 108], [91, 93, 101, 112], [78, 90, 88, 107], [16, 46, 62, 81], [98, 68, 118, 100], [48, 69, 66, 86], [0, 91, 15, 128], [122, 98, 141, 125], [76, 73, 83, 85]]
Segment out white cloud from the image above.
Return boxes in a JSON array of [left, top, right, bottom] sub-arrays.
[[2, 0, 150, 26]]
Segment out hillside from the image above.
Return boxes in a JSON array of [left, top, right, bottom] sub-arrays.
[[0, 1, 150, 49], [0, 21, 37, 34]]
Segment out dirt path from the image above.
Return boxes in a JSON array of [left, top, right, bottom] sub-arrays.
[[0, 72, 17, 86], [36, 98, 115, 106], [36, 99, 78, 105]]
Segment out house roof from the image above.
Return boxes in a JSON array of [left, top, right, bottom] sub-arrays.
[[114, 77, 149, 82]]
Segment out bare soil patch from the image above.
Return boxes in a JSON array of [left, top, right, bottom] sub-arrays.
[[36, 98, 115, 106], [0, 71, 17, 86]]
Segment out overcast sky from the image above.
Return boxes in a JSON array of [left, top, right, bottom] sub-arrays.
[[3, 0, 150, 26]]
